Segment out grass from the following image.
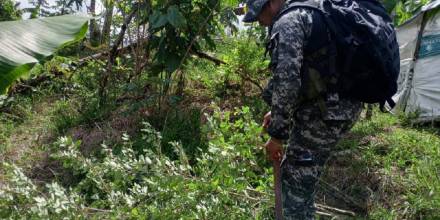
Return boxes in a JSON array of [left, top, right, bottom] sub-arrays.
[[0, 93, 51, 157], [327, 110, 440, 219]]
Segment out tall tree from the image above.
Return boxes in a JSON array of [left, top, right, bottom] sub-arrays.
[[101, 0, 114, 45], [89, 0, 101, 46], [55, 0, 84, 15], [28, 0, 51, 17]]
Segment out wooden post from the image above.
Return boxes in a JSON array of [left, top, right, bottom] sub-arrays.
[[273, 160, 283, 220]]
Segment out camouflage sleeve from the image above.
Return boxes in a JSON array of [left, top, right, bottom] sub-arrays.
[[265, 9, 313, 140]]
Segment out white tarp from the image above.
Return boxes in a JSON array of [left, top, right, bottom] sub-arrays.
[[394, 2, 440, 121], [394, 15, 423, 111]]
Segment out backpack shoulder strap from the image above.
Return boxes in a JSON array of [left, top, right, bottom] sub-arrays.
[[275, 0, 340, 40], [275, 0, 323, 21]]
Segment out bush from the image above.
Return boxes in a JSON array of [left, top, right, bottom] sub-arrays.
[[0, 106, 275, 219], [186, 36, 269, 99]]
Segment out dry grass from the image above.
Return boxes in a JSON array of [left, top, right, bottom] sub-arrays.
[[0, 99, 55, 184]]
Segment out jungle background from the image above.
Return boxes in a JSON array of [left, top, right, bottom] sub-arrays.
[[0, 0, 439, 219]]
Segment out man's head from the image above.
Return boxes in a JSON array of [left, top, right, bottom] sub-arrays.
[[243, 0, 285, 26]]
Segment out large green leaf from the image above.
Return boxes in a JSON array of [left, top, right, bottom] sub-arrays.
[[0, 14, 90, 93], [167, 5, 186, 28], [150, 10, 168, 29]]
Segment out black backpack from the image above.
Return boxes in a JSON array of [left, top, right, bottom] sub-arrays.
[[280, 0, 400, 110]]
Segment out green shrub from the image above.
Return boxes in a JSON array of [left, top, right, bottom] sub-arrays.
[[186, 36, 269, 99], [51, 99, 80, 134], [145, 108, 208, 162], [0, 106, 274, 219]]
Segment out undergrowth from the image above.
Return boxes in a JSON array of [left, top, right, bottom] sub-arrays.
[[0, 36, 439, 219], [1, 106, 274, 219]]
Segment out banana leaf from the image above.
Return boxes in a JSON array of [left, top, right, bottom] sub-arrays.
[[0, 14, 90, 93]]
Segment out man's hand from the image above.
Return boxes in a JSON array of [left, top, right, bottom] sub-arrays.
[[262, 111, 271, 131], [265, 137, 283, 162]]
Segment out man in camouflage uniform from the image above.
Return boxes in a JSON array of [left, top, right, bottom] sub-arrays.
[[243, 0, 363, 219]]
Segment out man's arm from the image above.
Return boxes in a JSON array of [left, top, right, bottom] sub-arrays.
[[265, 9, 313, 140]]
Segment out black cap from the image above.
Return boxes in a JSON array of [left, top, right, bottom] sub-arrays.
[[242, 0, 270, 23]]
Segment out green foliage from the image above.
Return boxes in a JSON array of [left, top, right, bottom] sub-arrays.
[[186, 58, 220, 96], [0, 0, 21, 21], [146, 108, 208, 162], [28, 0, 52, 18], [397, 109, 421, 127], [54, 0, 84, 15], [0, 94, 35, 153], [391, 0, 431, 25], [187, 36, 269, 98], [395, 0, 430, 24], [27, 0, 84, 17], [51, 99, 81, 134], [220, 36, 269, 88], [0, 163, 83, 219], [0, 106, 274, 219], [0, 95, 33, 124], [380, 0, 432, 25], [147, 0, 239, 74]]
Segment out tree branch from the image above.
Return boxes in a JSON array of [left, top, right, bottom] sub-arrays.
[[99, 8, 138, 101], [190, 50, 226, 65]]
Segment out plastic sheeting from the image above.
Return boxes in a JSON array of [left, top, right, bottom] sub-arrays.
[[394, 15, 423, 112], [394, 3, 440, 121]]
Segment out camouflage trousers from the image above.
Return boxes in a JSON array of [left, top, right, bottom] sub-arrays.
[[281, 105, 362, 220]]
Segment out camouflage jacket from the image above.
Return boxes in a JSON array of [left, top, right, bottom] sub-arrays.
[[263, 3, 362, 140]]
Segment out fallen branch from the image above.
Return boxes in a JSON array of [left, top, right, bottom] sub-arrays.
[[76, 51, 109, 65], [0, 112, 22, 120], [76, 43, 226, 67], [237, 67, 269, 93], [8, 74, 58, 95], [318, 179, 366, 213], [316, 203, 356, 216], [83, 207, 112, 213], [240, 75, 264, 92], [116, 93, 149, 104], [228, 191, 262, 202], [191, 50, 226, 65], [316, 211, 333, 218]]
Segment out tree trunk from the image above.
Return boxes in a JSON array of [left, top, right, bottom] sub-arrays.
[[89, 0, 101, 47], [366, 104, 373, 120], [101, 0, 114, 46], [99, 9, 137, 103]]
